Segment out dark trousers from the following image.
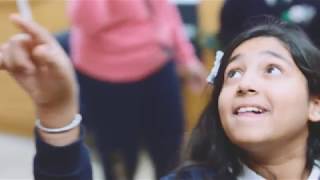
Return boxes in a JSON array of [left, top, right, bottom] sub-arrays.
[[77, 61, 184, 180]]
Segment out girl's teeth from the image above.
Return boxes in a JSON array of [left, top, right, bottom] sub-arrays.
[[238, 107, 263, 113]]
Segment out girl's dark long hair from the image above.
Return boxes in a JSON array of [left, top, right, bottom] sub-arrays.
[[176, 16, 320, 179]]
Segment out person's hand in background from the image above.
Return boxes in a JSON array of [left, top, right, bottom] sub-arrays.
[[179, 60, 207, 94]]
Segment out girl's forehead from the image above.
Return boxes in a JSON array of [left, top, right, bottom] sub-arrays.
[[229, 37, 292, 62]]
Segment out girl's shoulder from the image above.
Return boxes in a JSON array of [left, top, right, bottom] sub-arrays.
[[161, 166, 216, 180]]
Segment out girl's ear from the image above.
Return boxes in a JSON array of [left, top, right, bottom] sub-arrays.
[[309, 96, 320, 122]]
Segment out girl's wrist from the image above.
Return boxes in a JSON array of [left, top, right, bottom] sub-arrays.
[[38, 126, 80, 147], [36, 113, 82, 133], [36, 102, 81, 146], [36, 98, 78, 129]]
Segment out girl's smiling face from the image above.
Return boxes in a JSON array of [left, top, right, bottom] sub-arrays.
[[218, 37, 312, 149]]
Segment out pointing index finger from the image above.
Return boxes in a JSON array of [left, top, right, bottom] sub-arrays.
[[9, 14, 52, 44]]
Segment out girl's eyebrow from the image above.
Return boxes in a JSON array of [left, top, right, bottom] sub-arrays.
[[261, 50, 293, 66], [261, 50, 293, 67], [229, 54, 241, 62]]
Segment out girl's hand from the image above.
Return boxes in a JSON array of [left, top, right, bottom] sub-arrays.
[[0, 14, 79, 145]]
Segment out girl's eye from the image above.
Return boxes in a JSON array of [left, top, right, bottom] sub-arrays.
[[266, 65, 281, 75], [227, 69, 242, 79]]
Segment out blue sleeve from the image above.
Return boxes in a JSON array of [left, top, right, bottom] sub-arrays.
[[161, 173, 177, 180], [33, 126, 92, 180], [160, 166, 215, 180]]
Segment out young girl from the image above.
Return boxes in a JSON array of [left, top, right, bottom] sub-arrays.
[[163, 18, 320, 179]]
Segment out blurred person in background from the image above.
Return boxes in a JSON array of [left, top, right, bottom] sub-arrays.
[[218, 0, 320, 49], [68, 0, 206, 179]]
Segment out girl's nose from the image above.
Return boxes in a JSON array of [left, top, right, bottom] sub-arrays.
[[237, 87, 257, 96], [236, 73, 258, 96]]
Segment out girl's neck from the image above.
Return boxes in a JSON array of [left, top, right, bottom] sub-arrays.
[[243, 131, 309, 180]]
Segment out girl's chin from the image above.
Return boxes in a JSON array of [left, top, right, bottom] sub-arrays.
[[228, 131, 272, 147]]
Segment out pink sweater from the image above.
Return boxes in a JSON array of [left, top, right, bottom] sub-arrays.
[[69, 0, 199, 82]]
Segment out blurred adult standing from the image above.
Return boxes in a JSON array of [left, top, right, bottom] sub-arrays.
[[68, 0, 206, 179]]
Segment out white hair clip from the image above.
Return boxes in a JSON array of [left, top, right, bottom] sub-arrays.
[[207, 50, 224, 85]]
